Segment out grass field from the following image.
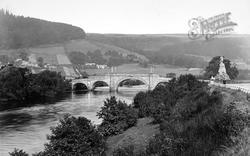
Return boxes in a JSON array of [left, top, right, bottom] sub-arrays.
[[57, 54, 72, 65], [85, 64, 203, 77], [66, 39, 148, 61]]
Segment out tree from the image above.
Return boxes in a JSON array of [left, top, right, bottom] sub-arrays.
[[204, 56, 239, 80], [9, 148, 28, 156], [0, 10, 86, 49], [0, 66, 30, 102], [0, 55, 11, 64], [37, 57, 44, 67], [97, 96, 138, 136], [0, 67, 71, 110], [41, 115, 106, 156], [18, 49, 28, 61]]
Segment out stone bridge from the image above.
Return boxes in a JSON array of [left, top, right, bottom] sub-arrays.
[[71, 74, 171, 92]]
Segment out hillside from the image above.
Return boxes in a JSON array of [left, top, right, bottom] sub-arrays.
[[65, 39, 148, 62], [87, 33, 250, 67], [0, 38, 149, 73], [0, 10, 85, 49]]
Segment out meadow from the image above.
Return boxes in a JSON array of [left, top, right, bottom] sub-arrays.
[[85, 63, 203, 77]]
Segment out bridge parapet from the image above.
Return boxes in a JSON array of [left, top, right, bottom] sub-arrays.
[[71, 74, 171, 91]]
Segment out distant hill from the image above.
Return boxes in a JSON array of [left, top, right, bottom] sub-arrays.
[[0, 10, 86, 49], [0, 38, 148, 67], [65, 39, 148, 62], [87, 33, 250, 67]]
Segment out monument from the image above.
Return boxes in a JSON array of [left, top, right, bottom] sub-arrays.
[[214, 56, 230, 83]]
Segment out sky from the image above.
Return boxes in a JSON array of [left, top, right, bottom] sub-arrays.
[[0, 0, 249, 34]]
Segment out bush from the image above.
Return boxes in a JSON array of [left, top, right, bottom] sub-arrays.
[[112, 145, 146, 156], [112, 145, 135, 156], [40, 114, 106, 156], [97, 96, 138, 137], [133, 74, 207, 121], [9, 148, 28, 156], [131, 74, 249, 155], [145, 89, 249, 156]]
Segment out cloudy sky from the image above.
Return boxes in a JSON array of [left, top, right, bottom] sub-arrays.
[[0, 0, 249, 34]]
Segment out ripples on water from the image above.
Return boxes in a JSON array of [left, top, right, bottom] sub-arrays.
[[0, 90, 139, 156]]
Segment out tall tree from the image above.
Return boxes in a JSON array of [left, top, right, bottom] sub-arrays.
[[204, 56, 239, 80]]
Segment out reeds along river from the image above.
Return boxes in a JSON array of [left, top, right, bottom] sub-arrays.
[[0, 89, 140, 156]]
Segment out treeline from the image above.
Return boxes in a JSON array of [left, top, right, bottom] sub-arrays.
[[10, 74, 249, 156], [130, 74, 249, 155], [68, 50, 139, 67], [146, 52, 207, 68], [0, 10, 85, 49], [88, 34, 249, 68], [0, 66, 71, 110]]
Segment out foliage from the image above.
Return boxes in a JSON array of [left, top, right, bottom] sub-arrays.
[[9, 148, 29, 156], [112, 145, 146, 156], [133, 74, 249, 156], [81, 71, 89, 78], [34, 114, 106, 156], [87, 50, 106, 64], [132, 74, 249, 155], [97, 96, 138, 137], [68, 51, 89, 65], [138, 61, 148, 68], [18, 49, 28, 61], [0, 9, 85, 49], [88, 34, 246, 68], [0, 55, 12, 64], [68, 50, 139, 67], [166, 72, 176, 78], [146, 101, 249, 156], [133, 74, 207, 120], [112, 145, 135, 156], [204, 56, 239, 80], [0, 67, 70, 110], [27, 70, 71, 99], [36, 57, 44, 67], [0, 66, 30, 102]]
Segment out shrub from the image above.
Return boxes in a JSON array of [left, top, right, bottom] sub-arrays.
[[145, 89, 249, 156], [112, 145, 146, 156], [41, 114, 106, 156], [112, 145, 135, 156], [9, 148, 28, 156], [97, 96, 138, 137], [132, 74, 207, 121]]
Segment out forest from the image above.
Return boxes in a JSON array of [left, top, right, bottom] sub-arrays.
[[0, 10, 86, 49]]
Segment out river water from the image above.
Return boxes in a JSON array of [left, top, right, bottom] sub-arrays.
[[0, 89, 140, 156]]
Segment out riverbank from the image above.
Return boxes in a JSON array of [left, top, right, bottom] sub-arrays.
[[215, 87, 250, 155], [104, 86, 250, 155], [105, 117, 159, 155]]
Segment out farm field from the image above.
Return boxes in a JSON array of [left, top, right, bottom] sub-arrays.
[[66, 39, 148, 61], [29, 46, 65, 65], [57, 54, 72, 65], [85, 63, 204, 77]]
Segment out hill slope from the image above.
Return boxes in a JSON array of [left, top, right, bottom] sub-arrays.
[[87, 33, 250, 67], [0, 10, 86, 49]]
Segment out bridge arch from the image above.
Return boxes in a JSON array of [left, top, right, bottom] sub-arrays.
[[155, 82, 168, 88], [72, 83, 89, 91], [116, 77, 148, 91], [92, 80, 109, 90]]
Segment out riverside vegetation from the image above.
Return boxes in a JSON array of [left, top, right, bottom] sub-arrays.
[[9, 74, 249, 156], [0, 66, 71, 110]]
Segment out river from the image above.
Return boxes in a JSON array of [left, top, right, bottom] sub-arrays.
[[0, 88, 141, 156]]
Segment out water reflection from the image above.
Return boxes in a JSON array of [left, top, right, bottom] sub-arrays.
[[0, 90, 138, 156]]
